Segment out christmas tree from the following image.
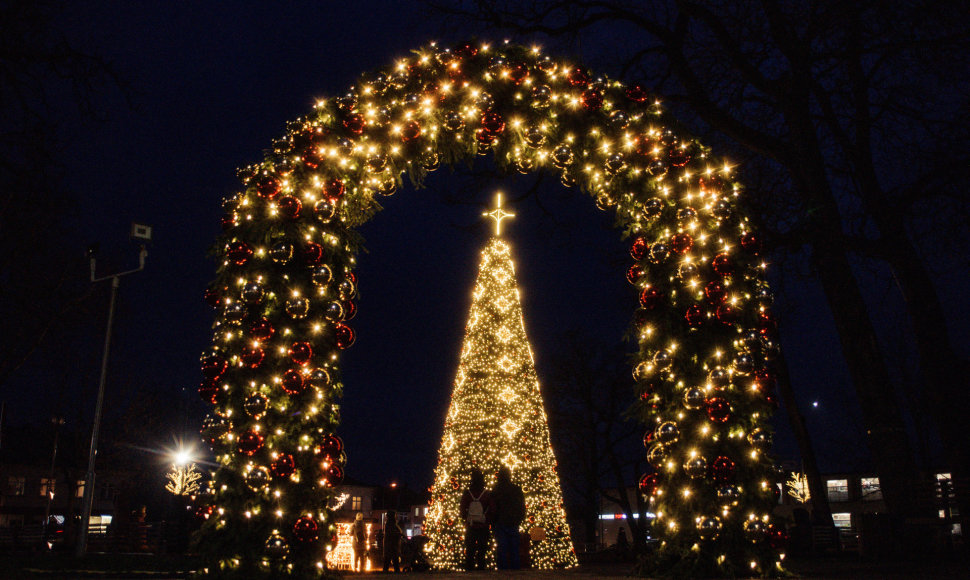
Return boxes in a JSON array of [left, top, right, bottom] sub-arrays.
[[425, 194, 578, 570]]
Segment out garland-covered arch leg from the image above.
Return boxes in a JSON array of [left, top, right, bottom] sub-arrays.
[[196, 40, 783, 578]]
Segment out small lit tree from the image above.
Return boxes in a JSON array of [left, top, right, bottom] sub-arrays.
[[166, 463, 203, 496], [786, 472, 810, 504]]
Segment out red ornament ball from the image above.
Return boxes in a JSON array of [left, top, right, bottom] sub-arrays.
[[292, 515, 319, 543], [740, 231, 763, 255], [241, 346, 265, 369], [281, 369, 306, 395], [480, 110, 506, 134], [303, 242, 324, 265], [322, 179, 345, 200], [203, 287, 223, 308], [706, 397, 732, 423], [271, 453, 296, 479], [249, 318, 275, 341], [716, 303, 737, 325], [201, 354, 227, 379], [685, 304, 705, 328], [711, 455, 737, 482], [276, 196, 301, 220], [639, 287, 661, 310], [626, 264, 644, 285], [226, 241, 253, 266], [625, 84, 649, 102], [335, 323, 355, 349], [712, 253, 735, 277], [321, 434, 344, 455], [508, 61, 529, 84], [668, 146, 692, 167], [401, 120, 422, 142], [704, 281, 727, 303], [198, 381, 219, 405], [342, 113, 365, 135], [638, 473, 659, 497], [289, 342, 313, 365], [237, 429, 264, 456], [325, 463, 345, 486], [256, 177, 281, 199], [670, 233, 693, 254], [568, 67, 590, 87], [630, 236, 648, 260], [582, 88, 603, 110], [711, 455, 737, 483], [758, 310, 778, 335]]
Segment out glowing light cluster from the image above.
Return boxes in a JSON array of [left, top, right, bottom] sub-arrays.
[[425, 230, 577, 570]]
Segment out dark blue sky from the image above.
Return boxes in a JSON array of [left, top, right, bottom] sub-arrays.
[[8, 1, 957, 491]]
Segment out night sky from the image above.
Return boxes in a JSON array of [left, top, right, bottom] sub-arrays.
[[6, 1, 963, 492]]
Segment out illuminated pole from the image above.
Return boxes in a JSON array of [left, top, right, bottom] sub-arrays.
[[76, 229, 150, 557]]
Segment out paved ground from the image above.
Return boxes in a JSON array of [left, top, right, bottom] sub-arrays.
[[10, 555, 969, 578]]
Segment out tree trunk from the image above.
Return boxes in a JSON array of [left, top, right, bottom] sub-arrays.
[[867, 216, 970, 551], [796, 171, 927, 525], [774, 349, 834, 528]]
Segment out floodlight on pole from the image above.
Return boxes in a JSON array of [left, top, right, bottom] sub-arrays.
[[75, 231, 150, 557]]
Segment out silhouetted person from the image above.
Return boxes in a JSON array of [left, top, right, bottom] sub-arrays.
[[491, 466, 525, 570], [615, 526, 630, 560], [352, 512, 367, 572], [382, 510, 402, 573], [460, 468, 494, 570]]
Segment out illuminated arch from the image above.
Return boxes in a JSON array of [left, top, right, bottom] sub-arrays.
[[199, 41, 782, 577]]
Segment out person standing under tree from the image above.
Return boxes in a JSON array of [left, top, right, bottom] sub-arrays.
[[459, 468, 494, 570], [352, 512, 367, 572], [382, 510, 403, 573], [491, 466, 526, 570]]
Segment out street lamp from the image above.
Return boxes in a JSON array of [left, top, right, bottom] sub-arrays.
[[75, 224, 150, 557]]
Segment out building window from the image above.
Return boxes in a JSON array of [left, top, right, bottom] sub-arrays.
[[76, 480, 86, 498], [936, 473, 954, 500], [860, 477, 882, 501], [40, 478, 55, 497], [7, 476, 25, 496], [827, 479, 849, 502], [415, 507, 420, 516], [351, 496, 361, 511], [832, 513, 852, 528]]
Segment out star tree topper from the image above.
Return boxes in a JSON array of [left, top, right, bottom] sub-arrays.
[[483, 192, 515, 236]]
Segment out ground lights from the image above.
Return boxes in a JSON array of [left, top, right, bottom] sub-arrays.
[[198, 40, 781, 578]]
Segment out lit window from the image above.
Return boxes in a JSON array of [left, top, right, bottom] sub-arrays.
[[351, 496, 362, 511], [415, 507, 420, 516], [827, 479, 849, 502], [76, 480, 86, 498], [832, 513, 852, 528], [936, 473, 955, 500], [40, 478, 55, 497], [861, 477, 882, 501], [7, 476, 25, 496]]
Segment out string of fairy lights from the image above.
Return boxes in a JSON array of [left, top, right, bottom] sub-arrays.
[[425, 195, 577, 570], [198, 38, 782, 578]]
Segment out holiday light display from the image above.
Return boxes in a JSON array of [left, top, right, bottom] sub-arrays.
[[324, 522, 373, 571], [198, 39, 781, 578], [425, 194, 577, 570]]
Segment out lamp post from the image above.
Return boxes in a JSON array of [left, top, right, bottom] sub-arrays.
[[43, 415, 65, 544], [76, 226, 150, 556]]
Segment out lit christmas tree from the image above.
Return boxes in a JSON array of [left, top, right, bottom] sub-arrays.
[[425, 194, 578, 570]]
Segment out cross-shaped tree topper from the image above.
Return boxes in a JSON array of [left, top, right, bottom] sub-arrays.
[[483, 192, 516, 236]]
